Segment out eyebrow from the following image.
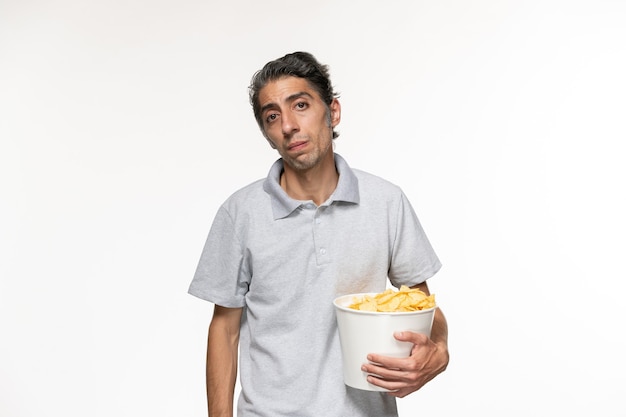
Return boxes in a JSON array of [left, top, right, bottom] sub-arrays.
[[260, 91, 314, 115]]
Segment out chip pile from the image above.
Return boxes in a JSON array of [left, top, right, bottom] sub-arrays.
[[348, 285, 436, 312]]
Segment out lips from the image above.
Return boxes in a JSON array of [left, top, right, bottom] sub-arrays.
[[287, 140, 307, 151]]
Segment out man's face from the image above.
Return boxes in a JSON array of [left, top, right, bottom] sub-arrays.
[[258, 76, 341, 171]]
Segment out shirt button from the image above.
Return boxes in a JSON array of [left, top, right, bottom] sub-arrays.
[[320, 248, 326, 255], [315, 218, 321, 224]]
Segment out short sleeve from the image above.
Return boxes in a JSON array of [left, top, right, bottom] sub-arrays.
[[388, 192, 442, 287], [188, 206, 250, 307]]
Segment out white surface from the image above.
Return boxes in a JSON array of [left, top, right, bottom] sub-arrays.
[[334, 294, 435, 391], [1, 0, 625, 416]]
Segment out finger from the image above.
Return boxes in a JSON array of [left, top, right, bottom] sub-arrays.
[[368, 372, 429, 399], [386, 388, 413, 398], [394, 331, 429, 345], [365, 374, 406, 392], [366, 353, 407, 371], [362, 361, 412, 382]]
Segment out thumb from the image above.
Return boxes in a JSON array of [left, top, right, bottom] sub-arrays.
[[394, 331, 410, 340], [394, 331, 428, 344]]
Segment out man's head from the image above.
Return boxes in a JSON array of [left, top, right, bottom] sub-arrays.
[[249, 52, 340, 140]]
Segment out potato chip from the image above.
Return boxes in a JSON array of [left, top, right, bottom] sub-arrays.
[[347, 285, 436, 312]]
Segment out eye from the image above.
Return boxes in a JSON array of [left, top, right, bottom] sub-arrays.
[[295, 101, 308, 110], [265, 113, 279, 124]]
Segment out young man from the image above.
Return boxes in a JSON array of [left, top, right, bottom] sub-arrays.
[[189, 52, 449, 417]]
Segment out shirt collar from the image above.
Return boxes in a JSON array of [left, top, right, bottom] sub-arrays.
[[263, 153, 360, 220]]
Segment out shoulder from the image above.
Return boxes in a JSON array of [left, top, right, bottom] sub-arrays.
[[221, 178, 268, 212], [207, 178, 271, 233], [352, 168, 404, 198], [349, 168, 419, 219]]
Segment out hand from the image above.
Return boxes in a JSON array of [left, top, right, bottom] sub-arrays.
[[361, 331, 449, 398]]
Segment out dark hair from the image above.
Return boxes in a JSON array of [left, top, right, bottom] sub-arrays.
[[249, 51, 340, 139]]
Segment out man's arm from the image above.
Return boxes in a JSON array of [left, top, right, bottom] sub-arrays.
[[206, 305, 243, 417], [412, 281, 449, 362], [361, 281, 449, 397]]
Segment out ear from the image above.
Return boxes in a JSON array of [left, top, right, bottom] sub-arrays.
[[329, 98, 341, 127]]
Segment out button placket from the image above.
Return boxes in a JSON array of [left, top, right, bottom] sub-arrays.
[[313, 206, 330, 265]]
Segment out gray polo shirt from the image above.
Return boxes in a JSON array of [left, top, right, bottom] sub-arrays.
[[189, 153, 441, 417]]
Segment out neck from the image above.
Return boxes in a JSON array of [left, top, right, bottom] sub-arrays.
[[280, 154, 338, 206]]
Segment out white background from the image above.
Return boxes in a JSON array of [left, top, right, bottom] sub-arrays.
[[2, 0, 625, 415]]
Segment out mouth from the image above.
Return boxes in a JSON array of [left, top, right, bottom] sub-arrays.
[[287, 140, 308, 152]]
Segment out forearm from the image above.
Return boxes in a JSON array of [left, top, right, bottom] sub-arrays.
[[413, 281, 449, 366], [206, 307, 241, 417], [430, 307, 449, 368]]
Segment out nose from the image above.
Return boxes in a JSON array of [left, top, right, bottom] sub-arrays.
[[281, 110, 299, 137]]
